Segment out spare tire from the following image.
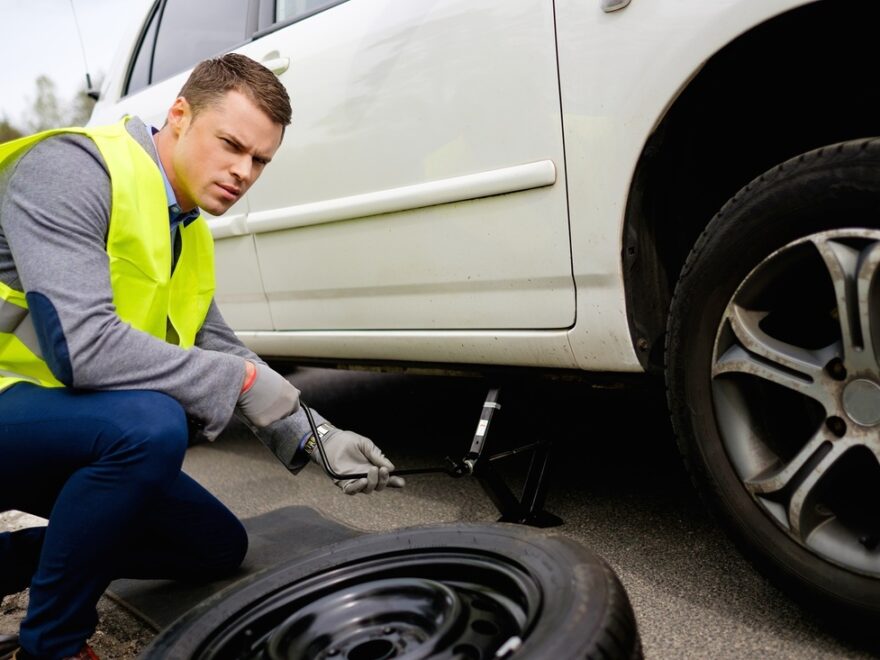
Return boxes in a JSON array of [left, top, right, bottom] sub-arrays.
[[143, 523, 641, 660]]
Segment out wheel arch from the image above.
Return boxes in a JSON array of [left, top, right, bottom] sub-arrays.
[[623, 0, 880, 373]]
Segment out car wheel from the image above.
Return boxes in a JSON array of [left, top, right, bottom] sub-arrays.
[[143, 523, 641, 659], [667, 138, 880, 621]]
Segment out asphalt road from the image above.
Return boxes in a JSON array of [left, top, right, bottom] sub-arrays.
[[179, 366, 874, 659]]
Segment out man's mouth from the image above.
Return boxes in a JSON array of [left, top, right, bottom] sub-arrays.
[[217, 183, 241, 200]]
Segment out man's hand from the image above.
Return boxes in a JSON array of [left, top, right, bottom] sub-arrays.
[[312, 426, 406, 495], [237, 361, 300, 427]]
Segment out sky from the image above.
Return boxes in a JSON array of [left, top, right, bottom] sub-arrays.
[[0, 0, 148, 128]]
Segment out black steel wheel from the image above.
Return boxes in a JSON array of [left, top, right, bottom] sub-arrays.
[[144, 523, 640, 660], [667, 138, 880, 623]]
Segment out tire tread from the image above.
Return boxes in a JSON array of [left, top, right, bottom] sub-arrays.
[[143, 523, 644, 660], [665, 136, 880, 624]]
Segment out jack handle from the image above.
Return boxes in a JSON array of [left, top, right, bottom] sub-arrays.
[[303, 403, 467, 481]]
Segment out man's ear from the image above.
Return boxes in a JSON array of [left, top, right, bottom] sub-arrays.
[[166, 96, 191, 136]]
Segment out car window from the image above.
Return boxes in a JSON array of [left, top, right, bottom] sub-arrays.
[[275, 0, 343, 23], [126, 0, 251, 96], [126, 3, 161, 96], [151, 0, 250, 84]]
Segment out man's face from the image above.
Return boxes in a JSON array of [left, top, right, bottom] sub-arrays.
[[163, 90, 283, 216]]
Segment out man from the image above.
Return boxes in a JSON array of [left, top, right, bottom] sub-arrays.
[[0, 54, 403, 660]]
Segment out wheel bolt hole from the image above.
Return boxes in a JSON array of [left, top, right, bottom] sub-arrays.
[[471, 619, 499, 636], [826, 416, 847, 438], [347, 639, 396, 660], [452, 644, 481, 659], [814, 503, 833, 517], [859, 535, 880, 551], [825, 358, 847, 381]]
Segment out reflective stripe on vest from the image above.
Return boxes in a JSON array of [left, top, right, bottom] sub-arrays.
[[0, 119, 216, 391]]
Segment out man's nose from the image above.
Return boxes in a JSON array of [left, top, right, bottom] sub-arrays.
[[230, 155, 253, 182]]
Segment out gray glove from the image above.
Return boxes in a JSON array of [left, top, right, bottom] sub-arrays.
[[311, 426, 406, 495], [237, 362, 301, 427]]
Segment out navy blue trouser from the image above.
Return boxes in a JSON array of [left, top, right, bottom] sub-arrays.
[[0, 384, 248, 659]]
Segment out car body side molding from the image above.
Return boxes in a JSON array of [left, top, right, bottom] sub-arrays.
[[243, 160, 557, 235]]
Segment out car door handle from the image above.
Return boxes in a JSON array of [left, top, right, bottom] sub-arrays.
[[602, 0, 631, 11], [261, 57, 290, 75]]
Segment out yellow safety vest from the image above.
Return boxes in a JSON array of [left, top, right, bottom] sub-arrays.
[[0, 118, 215, 391]]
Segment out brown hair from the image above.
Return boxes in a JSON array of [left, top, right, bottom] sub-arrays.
[[177, 53, 291, 128]]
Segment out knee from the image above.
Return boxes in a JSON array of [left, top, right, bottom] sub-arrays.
[[103, 392, 188, 483]]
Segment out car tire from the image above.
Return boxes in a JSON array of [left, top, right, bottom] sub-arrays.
[[666, 138, 880, 623], [143, 523, 641, 659]]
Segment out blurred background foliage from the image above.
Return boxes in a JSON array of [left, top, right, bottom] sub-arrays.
[[1, 74, 98, 142]]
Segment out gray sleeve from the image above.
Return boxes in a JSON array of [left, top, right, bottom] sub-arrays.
[[1, 134, 245, 440], [197, 300, 329, 457], [196, 300, 267, 364]]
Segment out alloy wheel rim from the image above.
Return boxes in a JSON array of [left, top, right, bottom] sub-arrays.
[[193, 550, 542, 659], [712, 228, 880, 577]]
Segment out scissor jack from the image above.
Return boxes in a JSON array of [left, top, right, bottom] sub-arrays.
[[452, 387, 563, 528], [305, 387, 563, 528]]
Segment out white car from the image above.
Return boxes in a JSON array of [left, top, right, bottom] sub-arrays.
[[92, 0, 880, 623]]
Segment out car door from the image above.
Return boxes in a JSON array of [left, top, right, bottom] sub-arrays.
[[237, 0, 574, 331], [89, 0, 273, 330]]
